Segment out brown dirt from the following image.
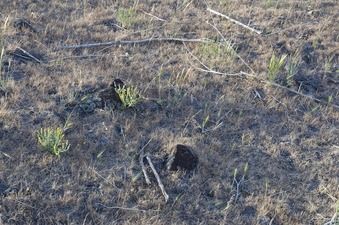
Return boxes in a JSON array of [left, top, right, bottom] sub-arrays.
[[0, 1, 338, 224]]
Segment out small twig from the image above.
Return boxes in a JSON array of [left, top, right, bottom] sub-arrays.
[[16, 47, 42, 63], [139, 138, 152, 185], [265, 23, 314, 36], [207, 8, 262, 35], [82, 213, 90, 225], [240, 71, 339, 109], [140, 9, 166, 21], [96, 203, 147, 212], [58, 37, 210, 50], [48, 54, 119, 62], [90, 167, 115, 186], [0, 150, 12, 159], [146, 155, 169, 203]]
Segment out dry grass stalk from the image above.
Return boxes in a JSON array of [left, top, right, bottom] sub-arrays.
[[96, 203, 147, 213]]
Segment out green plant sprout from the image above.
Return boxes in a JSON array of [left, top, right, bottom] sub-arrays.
[[268, 54, 287, 82], [117, 1, 138, 28], [0, 150, 11, 159], [191, 109, 225, 134], [169, 68, 190, 88], [37, 127, 70, 156], [201, 114, 210, 132], [231, 162, 249, 203], [200, 39, 236, 59], [96, 148, 106, 159], [285, 57, 300, 86], [220, 0, 229, 5], [324, 202, 339, 225], [132, 171, 142, 182], [115, 85, 140, 108], [241, 132, 245, 144]]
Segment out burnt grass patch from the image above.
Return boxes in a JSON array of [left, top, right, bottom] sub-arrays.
[[0, 1, 338, 224]]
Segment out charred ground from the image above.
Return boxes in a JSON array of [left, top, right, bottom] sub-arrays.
[[0, 1, 338, 224]]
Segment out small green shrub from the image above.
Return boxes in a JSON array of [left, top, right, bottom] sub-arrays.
[[285, 57, 300, 86], [118, 6, 136, 28], [268, 54, 287, 82], [37, 127, 70, 156], [115, 85, 140, 108]]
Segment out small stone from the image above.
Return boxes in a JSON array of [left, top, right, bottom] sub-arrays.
[[99, 78, 124, 108], [167, 144, 199, 171]]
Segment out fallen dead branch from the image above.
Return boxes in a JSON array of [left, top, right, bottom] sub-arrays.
[[140, 9, 166, 21], [183, 23, 339, 110], [16, 47, 43, 63], [96, 203, 147, 212], [139, 138, 152, 185], [146, 155, 169, 203], [240, 71, 339, 109], [207, 7, 263, 35], [58, 37, 211, 50]]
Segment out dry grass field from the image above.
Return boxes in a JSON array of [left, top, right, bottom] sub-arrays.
[[0, 0, 338, 224]]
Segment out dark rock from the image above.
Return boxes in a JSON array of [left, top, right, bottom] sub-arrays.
[[99, 78, 124, 108], [167, 144, 199, 171]]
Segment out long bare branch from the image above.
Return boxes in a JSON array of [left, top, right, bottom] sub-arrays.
[[58, 37, 211, 50], [207, 8, 263, 35]]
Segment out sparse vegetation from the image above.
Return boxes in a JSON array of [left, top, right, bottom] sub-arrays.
[[0, 1, 338, 224], [285, 55, 300, 86], [268, 53, 287, 82], [37, 127, 70, 156], [117, 2, 138, 28], [115, 85, 140, 108]]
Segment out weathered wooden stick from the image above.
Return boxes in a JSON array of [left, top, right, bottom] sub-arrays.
[[58, 37, 211, 50], [96, 203, 147, 212], [139, 139, 152, 185], [141, 9, 166, 21], [17, 47, 43, 63], [146, 155, 169, 203], [240, 71, 339, 109], [207, 8, 263, 35]]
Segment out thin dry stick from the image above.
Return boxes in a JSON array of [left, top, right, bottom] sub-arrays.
[[58, 37, 211, 50], [181, 28, 339, 110], [205, 20, 255, 74], [140, 9, 166, 21], [146, 155, 169, 203], [139, 138, 152, 185], [96, 203, 147, 213], [183, 42, 242, 76], [16, 47, 42, 63], [207, 8, 263, 35], [90, 167, 115, 186], [240, 71, 339, 109]]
